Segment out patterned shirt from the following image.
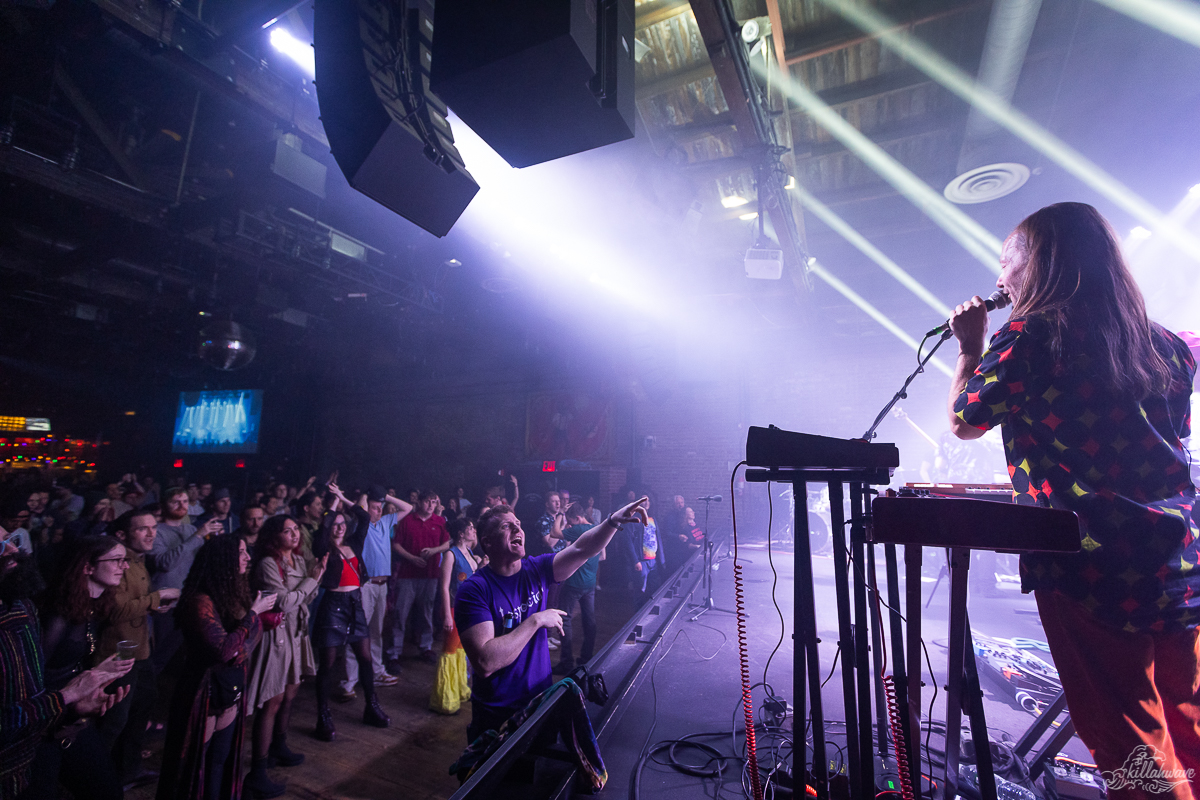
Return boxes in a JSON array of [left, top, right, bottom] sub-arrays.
[[0, 600, 66, 797], [954, 316, 1199, 632]]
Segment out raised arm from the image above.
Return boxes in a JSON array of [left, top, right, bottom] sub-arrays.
[[149, 527, 204, 575], [947, 297, 989, 440], [384, 494, 414, 519], [553, 497, 648, 583], [184, 594, 263, 665]]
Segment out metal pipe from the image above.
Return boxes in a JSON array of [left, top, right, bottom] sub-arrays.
[[174, 91, 202, 205]]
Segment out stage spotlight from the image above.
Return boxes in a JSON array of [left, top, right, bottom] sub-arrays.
[[268, 27, 315, 76], [1129, 226, 1153, 241], [722, 195, 750, 208], [739, 211, 759, 221]]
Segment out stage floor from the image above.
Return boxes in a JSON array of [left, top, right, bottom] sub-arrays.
[[594, 538, 1093, 798]]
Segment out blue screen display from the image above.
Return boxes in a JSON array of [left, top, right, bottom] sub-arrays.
[[172, 390, 263, 453]]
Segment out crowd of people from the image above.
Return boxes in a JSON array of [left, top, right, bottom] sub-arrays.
[[0, 469, 707, 800]]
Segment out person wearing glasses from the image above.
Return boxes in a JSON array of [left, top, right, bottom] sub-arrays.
[[0, 525, 132, 798], [30, 536, 133, 800], [96, 510, 180, 789]]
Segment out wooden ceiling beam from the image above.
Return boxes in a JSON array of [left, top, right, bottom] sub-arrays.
[[636, 62, 716, 98], [763, 0, 788, 78], [812, 66, 930, 108], [636, 0, 692, 29], [784, 0, 988, 65]]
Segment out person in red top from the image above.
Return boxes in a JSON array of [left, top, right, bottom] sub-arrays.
[[387, 490, 449, 666]]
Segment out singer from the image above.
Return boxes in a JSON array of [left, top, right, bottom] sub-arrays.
[[945, 202, 1199, 798]]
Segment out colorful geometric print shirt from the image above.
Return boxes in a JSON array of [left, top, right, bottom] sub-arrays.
[[954, 316, 1199, 633]]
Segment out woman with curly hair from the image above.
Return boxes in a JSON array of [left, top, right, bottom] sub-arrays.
[[242, 516, 325, 798], [156, 535, 276, 800], [26, 535, 129, 800]]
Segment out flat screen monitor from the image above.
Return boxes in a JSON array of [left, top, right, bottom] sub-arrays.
[[172, 390, 263, 454]]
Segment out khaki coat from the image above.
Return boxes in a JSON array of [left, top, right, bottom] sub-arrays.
[[245, 554, 318, 708]]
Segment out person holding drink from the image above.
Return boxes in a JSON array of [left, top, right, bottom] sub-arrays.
[[96, 510, 180, 789]]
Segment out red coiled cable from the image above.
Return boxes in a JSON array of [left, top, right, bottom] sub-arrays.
[[874, 580, 915, 800], [882, 675, 915, 800], [730, 463, 763, 800]]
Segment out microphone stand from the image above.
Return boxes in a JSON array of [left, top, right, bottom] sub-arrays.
[[861, 329, 954, 442], [689, 496, 735, 621]]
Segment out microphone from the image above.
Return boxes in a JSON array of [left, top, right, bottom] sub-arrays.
[[697, 495, 723, 502], [925, 290, 1010, 338]]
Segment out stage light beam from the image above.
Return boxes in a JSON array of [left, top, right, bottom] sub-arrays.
[[1088, 0, 1200, 50], [791, 182, 952, 317], [809, 259, 954, 377], [816, 0, 1200, 265], [754, 60, 1004, 274]]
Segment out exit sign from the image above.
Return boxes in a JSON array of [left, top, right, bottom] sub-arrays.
[[542, 461, 556, 472]]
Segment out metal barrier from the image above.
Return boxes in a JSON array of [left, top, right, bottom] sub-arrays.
[[448, 542, 712, 800]]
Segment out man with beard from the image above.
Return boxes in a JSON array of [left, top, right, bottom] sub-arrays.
[[240, 504, 267, 553], [456, 497, 648, 741], [0, 527, 132, 797], [150, 487, 221, 672], [98, 511, 180, 788]]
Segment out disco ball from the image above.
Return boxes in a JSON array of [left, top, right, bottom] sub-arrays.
[[197, 321, 257, 371]]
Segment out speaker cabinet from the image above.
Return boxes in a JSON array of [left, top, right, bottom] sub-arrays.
[[314, 0, 479, 237], [431, 0, 635, 168]]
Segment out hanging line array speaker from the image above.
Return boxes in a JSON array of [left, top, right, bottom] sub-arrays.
[[430, 0, 636, 168], [313, 0, 479, 237]]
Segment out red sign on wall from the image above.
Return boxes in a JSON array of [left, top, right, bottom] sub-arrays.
[[542, 461, 556, 472]]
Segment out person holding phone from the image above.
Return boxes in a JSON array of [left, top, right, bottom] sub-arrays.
[[157, 536, 274, 800], [30, 536, 132, 800], [0, 522, 132, 799]]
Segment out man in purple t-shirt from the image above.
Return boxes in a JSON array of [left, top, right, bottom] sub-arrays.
[[455, 497, 648, 741]]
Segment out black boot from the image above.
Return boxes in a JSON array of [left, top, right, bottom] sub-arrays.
[[243, 758, 286, 799], [315, 706, 336, 742], [363, 695, 390, 728], [268, 734, 305, 767]]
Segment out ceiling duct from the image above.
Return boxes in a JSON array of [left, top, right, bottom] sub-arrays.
[[946, 0, 1042, 204]]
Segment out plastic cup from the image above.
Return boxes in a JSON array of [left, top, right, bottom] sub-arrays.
[[116, 640, 138, 661]]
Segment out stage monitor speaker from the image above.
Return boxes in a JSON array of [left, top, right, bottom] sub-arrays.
[[313, 0, 479, 237], [430, 0, 635, 168]]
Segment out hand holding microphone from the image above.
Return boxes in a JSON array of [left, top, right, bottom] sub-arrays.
[[925, 290, 1010, 338]]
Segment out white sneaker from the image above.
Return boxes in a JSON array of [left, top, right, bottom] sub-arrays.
[[548, 637, 560, 650]]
